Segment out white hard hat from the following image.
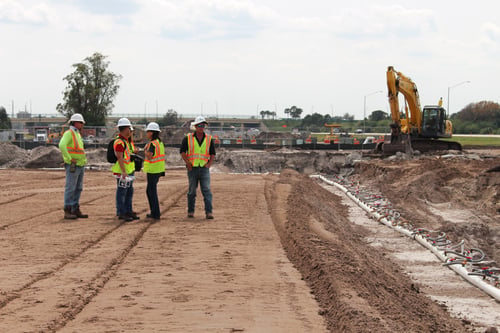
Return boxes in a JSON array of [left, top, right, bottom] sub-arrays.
[[117, 117, 132, 128], [192, 116, 208, 126], [146, 122, 161, 132], [69, 113, 85, 123]]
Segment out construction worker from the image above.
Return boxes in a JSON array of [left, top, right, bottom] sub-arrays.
[[180, 116, 215, 219], [112, 118, 139, 222], [58, 113, 88, 219], [144, 122, 165, 221]]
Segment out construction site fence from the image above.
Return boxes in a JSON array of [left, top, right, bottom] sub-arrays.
[[9, 139, 377, 151]]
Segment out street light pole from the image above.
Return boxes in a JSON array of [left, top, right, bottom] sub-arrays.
[[364, 90, 382, 133], [447, 81, 470, 116]]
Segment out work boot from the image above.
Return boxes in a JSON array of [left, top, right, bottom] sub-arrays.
[[64, 207, 77, 220], [73, 206, 88, 218], [118, 215, 134, 222], [127, 212, 140, 220]]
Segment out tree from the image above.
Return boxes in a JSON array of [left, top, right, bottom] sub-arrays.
[[342, 113, 354, 121], [57, 52, 122, 126], [284, 106, 303, 119], [369, 110, 390, 121], [260, 110, 275, 119], [284, 108, 290, 118], [453, 101, 500, 127], [158, 109, 178, 126], [0, 106, 11, 129]]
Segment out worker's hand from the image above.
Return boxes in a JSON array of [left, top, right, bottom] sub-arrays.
[[205, 161, 212, 169], [185, 162, 193, 171], [121, 172, 127, 179], [71, 158, 77, 163]]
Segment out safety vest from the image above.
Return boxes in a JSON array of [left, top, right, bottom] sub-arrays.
[[186, 133, 212, 167], [130, 138, 137, 154], [111, 136, 135, 175], [59, 128, 87, 166], [144, 139, 165, 174]]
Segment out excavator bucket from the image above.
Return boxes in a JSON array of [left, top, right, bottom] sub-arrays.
[[381, 134, 412, 155]]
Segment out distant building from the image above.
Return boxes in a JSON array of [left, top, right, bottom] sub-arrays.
[[17, 111, 31, 119]]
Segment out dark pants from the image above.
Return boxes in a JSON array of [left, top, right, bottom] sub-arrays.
[[116, 177, 134, 216], [146, 173, 161, 218], [187, 167, 212, 214]]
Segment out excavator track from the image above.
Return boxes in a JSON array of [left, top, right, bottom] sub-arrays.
[[379, 138, 462, 155], [410, 139, 462, 153]]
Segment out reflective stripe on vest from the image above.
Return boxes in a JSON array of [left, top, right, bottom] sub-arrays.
[[66, 129, 85, 155], [186, 133, 212, 167], [111, 137, 135, 174], [144, 139, 165, 173]]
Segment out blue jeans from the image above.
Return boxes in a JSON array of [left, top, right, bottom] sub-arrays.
[[146, 173, 161, 218], [116, 177, 134, 216], [187, 167, 212, 214], [64, 164, 84, 209]]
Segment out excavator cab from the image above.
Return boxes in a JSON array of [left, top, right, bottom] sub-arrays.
[[421, 106, 448, 138]]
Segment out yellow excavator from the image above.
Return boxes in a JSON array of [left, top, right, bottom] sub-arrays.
[[376, 66, 462, 154]]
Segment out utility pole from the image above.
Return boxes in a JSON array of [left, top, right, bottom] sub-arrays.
[[447, 81, 470, 116]]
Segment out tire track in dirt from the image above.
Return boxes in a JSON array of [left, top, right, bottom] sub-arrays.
[[0, 177, 142, 230], [0, 193, 37, 206], [0, 193, 113, 230], [59, 173, 327, 333], [0, 187, 186, 332]]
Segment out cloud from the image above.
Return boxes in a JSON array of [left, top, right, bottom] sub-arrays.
[[0, 0, 52, 26], [135, 0, 273, 40], [331, 5, 437, 40], [70, 0, 140, 15], [480, 22, 500, 53]]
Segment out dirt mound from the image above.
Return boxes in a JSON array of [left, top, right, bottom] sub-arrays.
[[216, 148, 360, 173], [0, 143, 62, 168], [0, 142, 25, 166], [350, 154, 500, 265]]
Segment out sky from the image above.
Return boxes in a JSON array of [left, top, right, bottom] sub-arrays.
[[1, 0, 500, 120]]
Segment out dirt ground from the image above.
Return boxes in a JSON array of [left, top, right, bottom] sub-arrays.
[[0, 144, 499, 332]]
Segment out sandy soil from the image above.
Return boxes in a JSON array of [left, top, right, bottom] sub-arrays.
[[0, 146, 499, 332]]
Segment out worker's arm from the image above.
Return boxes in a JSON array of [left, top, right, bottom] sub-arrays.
[[205, 154, 214, 169], [205, 138, 216, 168], [181, 152, 192, 171], [179, 137, 192, 170], [58, 131, 75, 164], [145, 142, 154, 161], [114, 142, 128, 178]]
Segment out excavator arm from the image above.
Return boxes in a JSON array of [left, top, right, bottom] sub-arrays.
[[386, 66, 422, 135]]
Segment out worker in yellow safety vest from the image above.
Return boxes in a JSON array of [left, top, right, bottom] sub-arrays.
[[144, 122, 165, 221], [112, 118, 139, 222], [58, 113, 88, 220], [180, 116, 216, 219]]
